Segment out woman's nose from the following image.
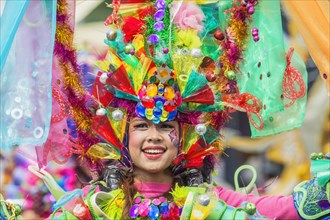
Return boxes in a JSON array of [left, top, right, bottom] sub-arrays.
[[146, 126, 163, 142]]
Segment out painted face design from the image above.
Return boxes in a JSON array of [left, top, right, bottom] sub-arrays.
[[169, 128, 179, 149]]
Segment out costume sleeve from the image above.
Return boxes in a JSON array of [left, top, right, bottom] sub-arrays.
[[215, 186, 299, 219]]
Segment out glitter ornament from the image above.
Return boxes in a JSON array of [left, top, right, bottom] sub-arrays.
[[147, 84, 158, 97], [195, 124, 207, 135], [214, 30, 224, 41], [245, 202, 256, 215], [96, 108, 107, 115], [124, 44, 134, 54], [106, 29, 117, 41], [111, 109, 124, 121], [100, 72, 108, 84]]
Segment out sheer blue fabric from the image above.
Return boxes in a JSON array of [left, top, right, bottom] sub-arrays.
[[0, 0, 57, 150]]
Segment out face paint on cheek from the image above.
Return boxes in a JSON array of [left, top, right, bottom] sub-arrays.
[[169, 128, 179, 149]]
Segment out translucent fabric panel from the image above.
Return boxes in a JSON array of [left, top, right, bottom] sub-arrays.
[[0, 0, 57, 150]]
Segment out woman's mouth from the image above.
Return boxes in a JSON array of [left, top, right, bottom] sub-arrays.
[[142, 147, 166, 159]]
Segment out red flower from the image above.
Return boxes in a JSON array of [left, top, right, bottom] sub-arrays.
[[122, 16, 145, 43]]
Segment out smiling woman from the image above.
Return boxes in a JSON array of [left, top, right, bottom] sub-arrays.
[[128, 118, 179, 180]]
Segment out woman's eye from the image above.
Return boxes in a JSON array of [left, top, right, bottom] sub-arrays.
[[134, 123, 148, 129], [160, 124, 174, 129]]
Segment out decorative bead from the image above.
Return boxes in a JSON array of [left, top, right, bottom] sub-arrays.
[[206, 71, 217, 82], [154, 10, 165, 21], [146, 84, 158, 97], [148, 34, 159, 44], [168, 109, 177, 121], [124, 44, 134, 54], [100, 72, 108, 84], [152, 117, 161, 124], [106, 29, 117, 41], [248, 6, 255, 14], [214, 30, 224, 41], [154, 21, 165, 32], [148, 204, 160, 219], [138, 203, 149, 217], [136, 103, 146, 117], [163, 48, 169, 54], [153, 198, 161, 206], [310, 152, 318, 160], [159, 201, 169, 214], [96, 108, 107, 115], [253, 36, 260, 42], [191, 48, 203, 58], [130, 49, 135, 55], [146, 108, 154, 116], [195, 124, 207, 135], [224, 70, 236, 80], [244, 202, 256, 215], [164, 101, 176, 112], [198, 194, 210, 206], [153, 108, 162, 118], [112, 109, 124, 121], [155, 0, 166, 10], [167, 78, 174, 86], [164, 86, 175, 100], [323, 73, 328, 79], [129, 204, 139, 218]]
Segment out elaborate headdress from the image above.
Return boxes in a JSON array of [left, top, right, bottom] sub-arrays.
[[75, 0, 307, 183]]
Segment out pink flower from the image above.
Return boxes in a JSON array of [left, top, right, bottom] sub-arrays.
[[170, 2, 205, 33]]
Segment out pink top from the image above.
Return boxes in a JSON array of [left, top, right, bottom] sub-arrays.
[[215, 186, 299, 219], [134, 182, 172, 198]]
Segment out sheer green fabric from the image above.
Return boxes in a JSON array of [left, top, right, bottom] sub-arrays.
[[237, 0, 307, 137]]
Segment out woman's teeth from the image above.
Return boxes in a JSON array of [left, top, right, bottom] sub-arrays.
[[143, 149, 165, 154]]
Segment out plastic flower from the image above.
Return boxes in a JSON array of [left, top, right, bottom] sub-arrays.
[[170, 2, 205, 33], [174, 29, 202, 50], [170, 183, 190, 207]]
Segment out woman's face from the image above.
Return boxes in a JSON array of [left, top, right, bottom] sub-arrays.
[[128, 117, 180, 175]]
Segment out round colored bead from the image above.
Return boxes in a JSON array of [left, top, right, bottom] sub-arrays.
[[159, 69, 168, 78], [164, 86, 175, 100], [156, 101, 163, 108], [150, 76, 157, 83], [214, 30, 224, 41], [167, 78, 174, 86], [164, 101, 176, 112], [152, 117, 160, 124], [141, 96, 155, 108], [146, 108, 153, 116], [124, 44, 134, 54], [138, 203, 149, 217], [245, 202, 256, 215], [106, 29, 117, 41], [134, 196, 142, 204], [153, 108, 162, 118], [252, 27, 258, 33], [129, 204, 139, 218], [253, 36, 260, 42], [310, 152, 318, 160], [146, 84, 158, 97], [224, 70, 236, 80], [159, 116, 167, 122], [167, 109, 177, 121], [153, 198, 161, 206], [162, 110, 169, 117], [159, 201, 169, 214], [146, 113, 154, 120], [148, 204, 160, 219], [163, 47, 169, 54], [130, 49, 135, 55], [206, 71, 217, 82], [248, 6, 255, 14], [136, 103, 146, 117]]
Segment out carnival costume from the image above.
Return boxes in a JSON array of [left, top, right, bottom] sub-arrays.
[[0, 0, 329, 219]]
